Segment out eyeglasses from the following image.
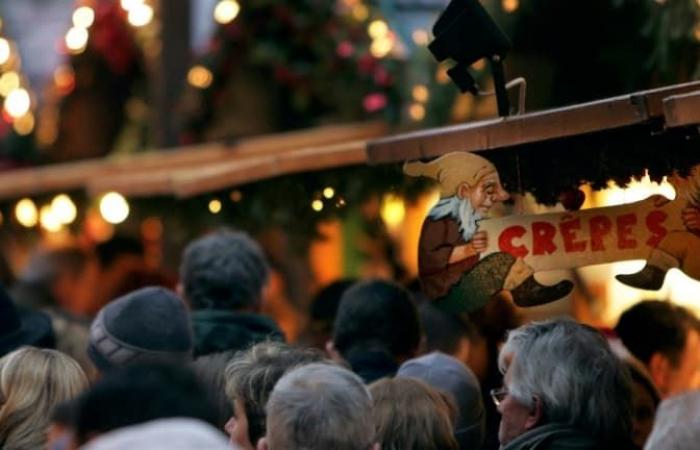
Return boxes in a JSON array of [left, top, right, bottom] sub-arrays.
[[490, 386, 508, 407]]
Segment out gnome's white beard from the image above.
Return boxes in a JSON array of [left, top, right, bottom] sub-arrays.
[[428, 196, 482, 242]]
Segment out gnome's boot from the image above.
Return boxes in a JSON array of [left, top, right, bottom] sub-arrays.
[[615, 249, 679, 290], [502, 256, 573, 307], [510, 276, 574, 307]]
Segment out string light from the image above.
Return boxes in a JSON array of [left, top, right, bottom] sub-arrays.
[[380, 194, 405, 228], [4, 88, 30, 118], [127, 3, 154, 27], [412, 29, 430, 46], [409, 103, 425, 121], [65, 27, 89, 53], [187, 65, 213, 89], [72, 6, 95, 29], [214, 0, 241, 24], [412, 85, 429, 103], [370, 36, 394, 58], [208, 199, 222, 214], [0, 71, 20, 96], [352, 4, 369, 21], [13, 112, 34, 135], [120, 0, 144, 11], [40, 204, 63, 232], [323, 187, 335, 199], [0, 38, 9, 65], [311, 199, 324, 212], [502, 0, 519, 13], [99, 192, 130, 224], [368, 20, 389, 39], [51, 194, 77, 224], [15, 198, 38, 228]]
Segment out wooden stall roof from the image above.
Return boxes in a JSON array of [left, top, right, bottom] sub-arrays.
[[367, 81, 700, 164], [0, 121, 387, 200]]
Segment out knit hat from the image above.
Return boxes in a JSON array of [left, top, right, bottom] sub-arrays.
[[398, 352, 485, 449], [404, 152, 498, 198], [0, 282, 55, 357], [88, 287, 193, 371]]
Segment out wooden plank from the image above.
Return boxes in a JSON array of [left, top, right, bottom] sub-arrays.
[[0, 121, 386, 199], [663, 91, 700, 128], [172, 140, 368, 198], [367, 80, 700, 164]]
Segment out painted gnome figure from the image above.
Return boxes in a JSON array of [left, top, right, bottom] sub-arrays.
[[406, 152, 573, 312], [616, 166, 700, 290]]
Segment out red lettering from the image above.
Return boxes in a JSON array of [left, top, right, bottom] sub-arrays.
[[589, 215, 613, 251], [646, 210, 668, 248], [559, 218, 586, 252], [499, 226, 528, 258], [532, 221, 558, 255], [617, 213, 637, 249]]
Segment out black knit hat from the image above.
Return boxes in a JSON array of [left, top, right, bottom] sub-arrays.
[[88, 286, 193, 371], [0, 283, 55, 357]]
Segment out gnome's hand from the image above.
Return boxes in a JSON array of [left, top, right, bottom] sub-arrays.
[[682, 206, 700, 231], [472, 231, 488, 253]]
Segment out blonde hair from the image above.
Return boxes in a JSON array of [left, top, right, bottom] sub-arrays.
[[0, 347, 88, 450], [404, 152, 497, 198], [369, 377, 458, 450]]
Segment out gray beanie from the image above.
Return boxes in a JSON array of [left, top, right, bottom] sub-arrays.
[[88, 287, 194, 371], [398, 352, 485, 450]]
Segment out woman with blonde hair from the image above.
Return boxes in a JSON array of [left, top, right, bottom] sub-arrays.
[[369, 377, 459, 450], [0, 347, 88, 450]]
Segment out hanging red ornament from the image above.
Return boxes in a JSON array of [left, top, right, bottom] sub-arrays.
[[559, 188, 586, 211]]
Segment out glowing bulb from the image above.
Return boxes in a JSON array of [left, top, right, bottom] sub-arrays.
[[120, 0, 144, 11], [15, 198, 38, 227], [412, 85, 429, 103], [13, 112, 34, 135], [323, 187, 335, 199], [380, 194, 405, 228], [311, 199, 324, 212], [54, 65, 75, 92], [73, 6, 95, 28], [187, 65, 213, 89], [352, 4, 369, 21], [0, 38, 10, 65], [100, 192, 129, 224], [51, 194, 77, 224], [40, 205, 63, 232], [370, 36, 394, 58], [128, 3, 154, 27], [214, 0, 241, 24], [0, 71, 20, 96], [502, 0, 519, 13], [65, 27, 89, 53], [412, 29, 429, 46], [409, 103, 425, 121], [4, 88, 30, 118], [208, 199, 222, 214], [368, 20, 389, 39]]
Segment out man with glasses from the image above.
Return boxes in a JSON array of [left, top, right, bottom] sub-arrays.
[[493, 319, 634, 449]]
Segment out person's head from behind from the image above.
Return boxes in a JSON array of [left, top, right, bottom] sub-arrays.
[[398, 352, 485, 450], [93, 235, 145, 312], [616, 300, 700, 398], [258, 363, 378, 450], [87, 286, 193, 373], [179, 229, 270, 312], [73, 363, 217, 445], [419, 302, 476, 365], [224, 342, 325, 449], [332, 279, 422, 363], [304, 279, 356, 350], [0, 347, 88, 450], [496, 319, 632, 447], [623, 359, 660, 448], [370, 377, 458, 450]]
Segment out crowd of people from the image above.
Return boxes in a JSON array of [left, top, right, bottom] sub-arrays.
[[1, 229, 699, 450]]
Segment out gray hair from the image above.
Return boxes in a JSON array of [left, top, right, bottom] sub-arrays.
[[498, 319, 632, 442], [180, 229, 269, 311], [265, 363, 375, 450]]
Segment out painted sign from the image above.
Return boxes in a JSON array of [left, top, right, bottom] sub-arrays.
[[406, 152, 699, 313]]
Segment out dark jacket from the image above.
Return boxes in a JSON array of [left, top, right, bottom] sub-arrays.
[[344, 349, 398, 384], [501, 424, 602, 450], [191, 309, 284, 357]]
